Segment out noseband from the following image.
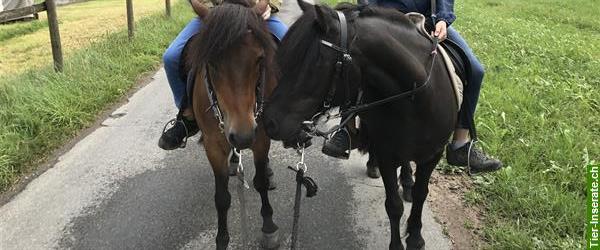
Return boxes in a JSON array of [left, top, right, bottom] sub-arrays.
[[204, 62, 267, 132], [305, 10, 440, 138]]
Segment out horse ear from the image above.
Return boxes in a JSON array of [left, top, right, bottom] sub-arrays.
[[297, 0, 311, 12], [190, 0, 209, 19], [314, 5, 333, 33]]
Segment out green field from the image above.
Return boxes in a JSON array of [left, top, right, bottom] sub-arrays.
[[454, 0, 597, 248], [0, 1, 195, 190], [0, 0, 170, 75]]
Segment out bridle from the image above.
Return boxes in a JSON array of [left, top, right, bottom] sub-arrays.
[[204, 61, 267, 132], [303, 10, 440, 138]]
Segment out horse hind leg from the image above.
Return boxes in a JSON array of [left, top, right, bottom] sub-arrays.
[[366, 152, 381, 178], [405, 151, 443, 250], [252, 130, 279, 248], [379, 158, 405, 250], [399, 162, 414, 202]]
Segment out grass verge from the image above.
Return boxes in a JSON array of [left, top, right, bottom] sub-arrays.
[[0, 1, 195, 191], [0, 20, 48, 42], [454, 0, 598, 248]]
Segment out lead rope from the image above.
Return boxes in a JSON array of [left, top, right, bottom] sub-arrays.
[[287, 146, 318, 250], [234, 149, 250, 246]]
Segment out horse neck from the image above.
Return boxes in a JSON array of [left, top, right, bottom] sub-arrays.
[[354, 18, 431, 94]]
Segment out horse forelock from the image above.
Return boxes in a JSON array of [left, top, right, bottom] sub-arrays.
[[275, 7, 322, 88], [188, 3, 275, 71]]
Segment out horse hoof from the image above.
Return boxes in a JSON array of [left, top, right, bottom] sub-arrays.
[[406, 234, 425, 250], [366, 165, 380, 178], [261, 230, 280, 249], [402, 187, 413, 203]]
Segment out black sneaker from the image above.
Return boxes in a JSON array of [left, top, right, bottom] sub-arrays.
[[322, 129, 351, 159], [446, 141, 503, 174], [158, 115, 200, 150]]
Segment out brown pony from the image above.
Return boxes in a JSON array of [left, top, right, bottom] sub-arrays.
[[185, 0, 279, 248]]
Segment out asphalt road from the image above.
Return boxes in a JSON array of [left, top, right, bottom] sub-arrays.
[[0, 1, 451, 249]]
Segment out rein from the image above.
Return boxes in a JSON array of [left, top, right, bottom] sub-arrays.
[[304, 10, 439, 138]]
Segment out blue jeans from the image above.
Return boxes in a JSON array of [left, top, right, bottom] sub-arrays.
[[447, 26, 485, 129], [163, 16, 288, 109]]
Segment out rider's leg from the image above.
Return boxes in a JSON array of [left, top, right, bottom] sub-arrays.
[[159, 18, 203, 150], [164, 17, 203, 112], [446, 26, 484, 147], [266, 15, 287, 42], [445, 27, 502, 173]]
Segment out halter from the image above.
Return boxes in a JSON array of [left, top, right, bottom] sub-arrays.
[[204, 62, 267, 133], [305, 10, 440, 138]]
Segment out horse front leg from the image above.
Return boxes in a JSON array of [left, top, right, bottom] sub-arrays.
[[406, 151, 442, 250], [204, 139, 232, 250], [251, 127, 279, 248], [378, 156, 404, 250]]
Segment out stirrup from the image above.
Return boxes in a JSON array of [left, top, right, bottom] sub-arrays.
[[322, 128, 351, 159], [161, 118, 190, 148]]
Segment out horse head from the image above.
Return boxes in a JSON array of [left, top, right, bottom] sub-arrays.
[[189, 0, 275, 149], [263, 2, 360, 147]]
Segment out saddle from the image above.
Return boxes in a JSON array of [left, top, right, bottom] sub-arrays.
[[406, 12, 470, 110]]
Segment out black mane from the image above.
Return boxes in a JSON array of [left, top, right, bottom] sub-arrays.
[[276, 3, 416, 85], [187, 1, 275, 70]]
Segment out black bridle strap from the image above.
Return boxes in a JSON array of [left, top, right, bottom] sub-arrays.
[[338, 11, 348, 51], [320, 11, 352, 107]]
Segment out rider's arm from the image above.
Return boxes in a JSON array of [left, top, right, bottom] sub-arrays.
[[436, 0, 456, 26]]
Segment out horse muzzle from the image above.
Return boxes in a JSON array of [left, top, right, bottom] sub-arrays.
[[227, 129, 256, 149]]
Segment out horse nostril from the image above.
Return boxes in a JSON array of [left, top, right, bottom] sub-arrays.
[[264, 117, 279, 135], [228, 133, 237, 146], [228, 132, 254, 149]]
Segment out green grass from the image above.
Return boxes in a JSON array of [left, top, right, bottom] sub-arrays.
[[0, 0, 170, 75], [0, 1, 195, 190], [0, 20, 48, 42], [454, 0, 598, 248]]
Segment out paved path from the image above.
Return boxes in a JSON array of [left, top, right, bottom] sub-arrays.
[[0, 2, 451, 249]]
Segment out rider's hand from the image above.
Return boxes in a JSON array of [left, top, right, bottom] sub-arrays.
[[432, 21, 448, 41]]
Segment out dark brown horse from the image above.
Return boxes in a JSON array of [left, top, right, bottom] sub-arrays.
[[185, 0, 279, 249], [264, 2, 457, 250]]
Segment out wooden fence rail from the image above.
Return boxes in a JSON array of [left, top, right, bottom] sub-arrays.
[[0, 0, 63, 72], [0, 3, 46, 21]]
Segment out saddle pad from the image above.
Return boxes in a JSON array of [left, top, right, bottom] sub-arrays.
[[405, 12, 463, 110]]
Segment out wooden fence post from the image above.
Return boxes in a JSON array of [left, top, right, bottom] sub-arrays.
[[165, 0, 171, 17], [126, 0, 134, 39], [45, 0, 63, 72]]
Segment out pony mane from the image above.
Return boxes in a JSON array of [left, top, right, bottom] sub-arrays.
[[276, 3, 415, 84], [275, 6, 322, 84], [187, 1, 275, 70], [335, 3, 415, 28]]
